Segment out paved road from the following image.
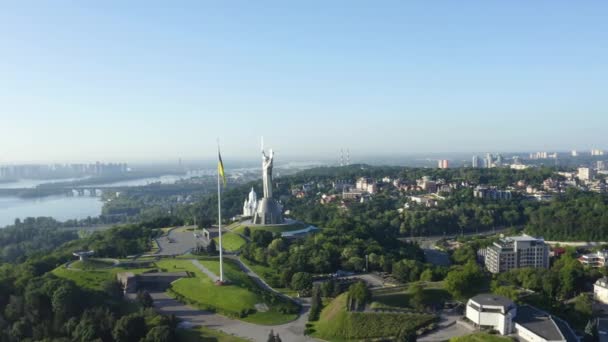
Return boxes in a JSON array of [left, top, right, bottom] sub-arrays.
[[418, 312, 472, 341], [156, 226, 205, 256], [151, 292, 316, 342]]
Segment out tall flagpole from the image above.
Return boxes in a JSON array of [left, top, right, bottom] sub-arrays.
[[217, 142, 224, 283]]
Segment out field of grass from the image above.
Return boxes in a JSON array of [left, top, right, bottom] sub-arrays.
[[312, 293, 436, 340], [163, 258, 298, 325], [70, 258, 115, 270], [52, 262, 157, 291], [450, 333, 513, 341], [371, 283, 451, 310], [213, 232, 246, 252], [176, 327, 247, 342]]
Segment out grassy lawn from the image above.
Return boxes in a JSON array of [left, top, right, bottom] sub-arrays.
[[70, 258, 115, 270], [312, 293, 436, 340], [176, 327, 248, 342], [450, 333, 514, 341], [162, 259, 298, 325], [52, 263, 157, 291], [213, 232, 246, 252], [371, 282, 451, 310]]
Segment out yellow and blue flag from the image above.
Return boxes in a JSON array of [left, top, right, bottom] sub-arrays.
[[218, 149, 226, 187]]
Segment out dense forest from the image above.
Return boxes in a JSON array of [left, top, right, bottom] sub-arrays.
[[526, 189, 608, 241], [0, 218, 79, 263], [0, 219, 180, 342]]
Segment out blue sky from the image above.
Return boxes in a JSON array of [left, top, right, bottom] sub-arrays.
[[1, 1, 606, 163]]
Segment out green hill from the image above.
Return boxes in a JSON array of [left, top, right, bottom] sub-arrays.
[[312, 293, 436, 340]]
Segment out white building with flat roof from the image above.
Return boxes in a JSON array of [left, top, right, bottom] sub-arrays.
[[466, 294, 579, 341], [595, 277, 608, 305], [466, 294, 517, 335]]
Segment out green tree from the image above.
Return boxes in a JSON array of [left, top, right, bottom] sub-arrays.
[[574, 293, 593, 318], [393, 259, 424, 283], [143, 325, 173, 342], [290, 272, 313, 292], [445, 262, 486, 299], [309, 285, 322, 321], [419, 269, 433, 282], [51, 284, 81, 321], [112, 313, 147, 342], [137, 290, 154, 308], [102, 279, 123, 300], [410, 283, 426, 310], [347, 281, 370, 311]]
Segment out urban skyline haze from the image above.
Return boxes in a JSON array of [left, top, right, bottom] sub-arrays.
[[1, 1, 607, 163]]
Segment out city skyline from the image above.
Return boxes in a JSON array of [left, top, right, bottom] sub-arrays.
[[2, 1, 607, 162]]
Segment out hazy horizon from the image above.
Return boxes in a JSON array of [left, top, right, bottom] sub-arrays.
[[2, 1, 607, 163]]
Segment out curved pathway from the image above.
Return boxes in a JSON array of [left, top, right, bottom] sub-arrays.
[[224, 255, 297, 304], [151, 292, 315, 341], [191, 259, 221, 283]]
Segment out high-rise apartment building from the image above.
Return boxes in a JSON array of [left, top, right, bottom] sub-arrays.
[[472, 155, 480, 168], [484, 235, 549, 274], [578, 167, 595, 181]]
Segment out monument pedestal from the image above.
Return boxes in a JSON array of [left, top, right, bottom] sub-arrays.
[[252, 197, 284, 225]]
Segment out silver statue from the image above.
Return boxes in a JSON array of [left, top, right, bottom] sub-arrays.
[[262, 149, 274, 199], [253, 142, 284, 225]]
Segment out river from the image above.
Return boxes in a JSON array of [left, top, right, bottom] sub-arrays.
[[0, 195, 104, 227], [0, 171, 209, 228]]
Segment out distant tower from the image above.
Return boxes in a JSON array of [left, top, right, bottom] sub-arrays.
[[496, 154, 504, 166], [340, 149, 345, 166], [346, 149, 351, 165], [485, 153, 493, 168], [472, 155, 479, 168]]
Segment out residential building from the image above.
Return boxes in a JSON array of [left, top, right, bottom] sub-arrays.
[[510, 164, 529, 170], [407, 194, 443, 208], [333, 180, 354, 192], [592, 149, 605, 156], [595, 277, 608, 305], [417, 176, 437, 193], [465, 294, 578, 341], [355, 177, 377, 194], [473, 186, 512, 200], [485, 153, 493, 168], [472, 155, 480, 168], [577, 167, 595, 181], [484, 235, 549, 274], [579, 250, 608, 268], [438, 159, 449, 169], [598, 161, 606, 171], [571, 150, 578, 157]]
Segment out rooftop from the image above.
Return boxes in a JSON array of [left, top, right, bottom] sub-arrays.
[[469, 294, 515, 309], [514, 305, 577, 342]]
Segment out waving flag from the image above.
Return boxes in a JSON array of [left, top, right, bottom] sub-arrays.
[[218, 148, 226, 187]]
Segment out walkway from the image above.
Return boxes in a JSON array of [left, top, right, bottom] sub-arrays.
[[191, 259, 220, 283], [151, 292, 316, 342], [225, 255, 297, 303]]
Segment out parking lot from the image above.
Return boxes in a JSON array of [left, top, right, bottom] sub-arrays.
[[156, 226, 208, 256]]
